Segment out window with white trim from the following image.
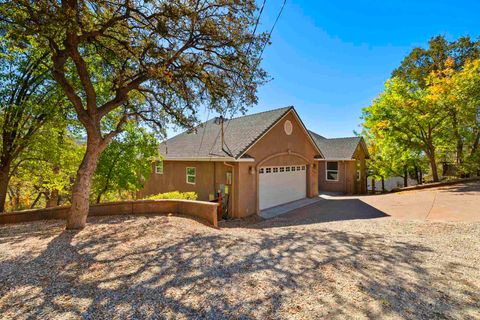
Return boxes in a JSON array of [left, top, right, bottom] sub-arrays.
[[186, 167, 196, 184], [273, 167, 279, 173], [155, 161, 164, 174], [259, 168, 264, 174], [326, 162, 339, 181]]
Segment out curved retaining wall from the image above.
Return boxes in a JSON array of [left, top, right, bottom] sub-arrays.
[[0, 199, 219, 227]]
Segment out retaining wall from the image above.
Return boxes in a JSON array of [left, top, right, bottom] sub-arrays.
[[0, 199, 219, 227]]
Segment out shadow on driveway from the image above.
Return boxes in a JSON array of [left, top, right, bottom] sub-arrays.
[[238, 197, 390, 229]]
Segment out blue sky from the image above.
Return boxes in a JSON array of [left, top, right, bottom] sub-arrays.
[[170, 0, 480, 138]]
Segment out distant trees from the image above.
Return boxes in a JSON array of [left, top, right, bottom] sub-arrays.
[[0, 42, 63, 211], [363, 36, 480, 183], [92, 124, 157, 204], [2, 0, 268, 228]]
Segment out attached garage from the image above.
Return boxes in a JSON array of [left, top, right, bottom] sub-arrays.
[[144, 106, 324, 218], [259, 165, 307, 210]]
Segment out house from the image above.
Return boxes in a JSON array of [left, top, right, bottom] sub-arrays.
[[138, 106, 369, 218], [309, 132, 369, 194]]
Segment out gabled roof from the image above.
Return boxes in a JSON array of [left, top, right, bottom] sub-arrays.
[[309, 131, 369, 160], [160, 106, 314, 160]]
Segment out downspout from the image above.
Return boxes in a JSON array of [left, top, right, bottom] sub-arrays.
[[224, 162, 234, 218], [344, 162, 347, 194]]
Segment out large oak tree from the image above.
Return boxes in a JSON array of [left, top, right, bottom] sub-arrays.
[[2, 0, 268, 229]]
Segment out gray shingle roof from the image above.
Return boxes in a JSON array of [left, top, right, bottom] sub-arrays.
[[160, 107, 293, 159], [309, 131, 364, 160]]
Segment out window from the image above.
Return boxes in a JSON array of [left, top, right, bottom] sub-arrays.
[[259, 168, 264, 174], [326, 162, 339, 181], [297, 166, 301, 171], [292, 166, 296, 172], [357, 170, 361, 181], [302, 166, 306, 171], [155, 161, 164, 174], [186, 167, 196, 184], [273, 167, 279, 173], [280, 167, 285, 172], [286, 167, 290, 172], [266, 168, 272, 173]]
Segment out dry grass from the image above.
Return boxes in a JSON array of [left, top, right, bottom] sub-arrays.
[[1, 214, 479, 319]]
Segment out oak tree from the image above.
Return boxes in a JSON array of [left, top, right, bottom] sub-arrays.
[[2, 0, 268, 228]]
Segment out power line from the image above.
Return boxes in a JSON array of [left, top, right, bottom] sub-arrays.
[[208, 0, 270, 159], [223, 0, 287, 132]]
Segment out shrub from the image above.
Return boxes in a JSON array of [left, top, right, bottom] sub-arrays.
[[143, 191, 198, 201]]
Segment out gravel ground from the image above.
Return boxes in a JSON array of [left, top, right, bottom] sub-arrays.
[[1, 214, 479, 319]]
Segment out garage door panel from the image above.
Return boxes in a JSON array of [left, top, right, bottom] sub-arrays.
[[259, 165, 307, 210]]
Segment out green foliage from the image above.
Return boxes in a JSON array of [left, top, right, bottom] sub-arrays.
[[363, 35, 480, 182], [7, 123, 84, 210], [0, 36, 69, 211], [143, 191, 198, 201], [91, 122, 158, 203]]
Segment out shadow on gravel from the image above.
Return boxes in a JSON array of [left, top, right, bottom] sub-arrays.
[[0, 215, 478, 319]]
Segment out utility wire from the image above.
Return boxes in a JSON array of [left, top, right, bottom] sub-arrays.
[[223, 0, 287, 135], [208, 0, 270, 158]]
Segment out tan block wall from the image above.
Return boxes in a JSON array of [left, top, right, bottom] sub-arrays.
[[0, 200, 219, 227]]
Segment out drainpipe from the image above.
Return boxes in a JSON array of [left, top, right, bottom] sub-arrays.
[[224, 162, 234, 217], [344, 162, 347, 194]]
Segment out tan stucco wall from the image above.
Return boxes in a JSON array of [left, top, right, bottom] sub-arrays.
[[0, 200, 219, 227], [318, 145, 368, 194], [139, 111, 321, 219], [139, 161, 230, 199], [232, 111, 320, 218]]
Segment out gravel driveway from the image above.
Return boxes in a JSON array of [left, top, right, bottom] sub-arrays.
[[1, 210, 479, 319]]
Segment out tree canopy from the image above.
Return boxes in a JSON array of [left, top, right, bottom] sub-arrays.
[[1, 0, 269, 228], [363, 35, 480, 183]]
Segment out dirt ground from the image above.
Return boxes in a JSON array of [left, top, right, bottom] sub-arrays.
[[1, 200, 479, 320]]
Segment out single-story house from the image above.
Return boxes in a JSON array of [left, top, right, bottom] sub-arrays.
[[138, 106, 369, 218], [309, 132, 369, 195]]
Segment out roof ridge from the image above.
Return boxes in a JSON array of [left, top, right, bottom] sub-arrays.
[[224, 106, 292, 122], [323, 136, 360, 140]]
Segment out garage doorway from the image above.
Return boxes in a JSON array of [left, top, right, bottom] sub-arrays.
[[259, 165, 307, 210]]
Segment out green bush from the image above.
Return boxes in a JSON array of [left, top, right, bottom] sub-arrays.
[[143, 191, 198, 201]]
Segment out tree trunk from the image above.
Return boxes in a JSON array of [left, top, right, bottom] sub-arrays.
[[46, 189, 59, 208], [427, 154, 440, 182], [30, 192, 43, 209], [426, 144, 440, 182], [371, 179, 376, 194], [403, 166, 408, 187], [0, 162, 11, 212], [381, 176, 385, 193], [414, 165, 420, 185], [66, 139, 104, 229], [451, 111, 463, 165]]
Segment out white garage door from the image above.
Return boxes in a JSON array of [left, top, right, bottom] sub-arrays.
[[259, 165, 307, 210]]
